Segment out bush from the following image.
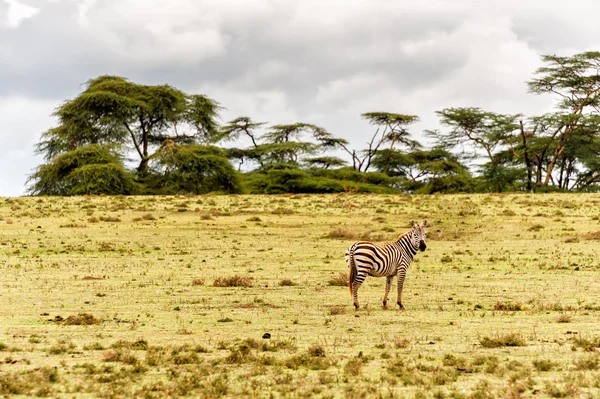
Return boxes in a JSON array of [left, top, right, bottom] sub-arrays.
[[149, 144, 242, 194], [213, 275, 253, 287], [480, 333, 525, 348]]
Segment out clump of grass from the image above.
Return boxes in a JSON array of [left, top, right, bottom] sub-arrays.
[[582, 231, 600, 240], [284, 344, 334, 370], [532, 358, 557, 372], [0, 367, 59, 397], [573, 354, 599, 370], [99, 215, 121, 222], [141, 213, 156, 221], [48, 340, 76, 355], [328, 273, 348, 286], [279, 278, 297, 287], [344, 354, 369, 376], [213, 275, 253, 287], [492, 301, 523, 311], [102, 348, 139, 365], [394, 337, 410, 349], [442, 354, 467, 368], [329, 305, 346, 315], [225, 342, 255, 364], [480, 333, 525, 348], [63, 313, 101, 326], [272, 207, 294, 215], [564, 236, 580, 243], [528, 224, 544, 232], [192, 278, 204, 286], [325, 227, 370, 240], [200, 214, 213, 220], [110, 339, 148, 350], [440, 255, 453, 263], [571, 336, 600, 351], [59, 223, 87, 228], [246, 216, 262, 222], [556, 314, 571, 323]]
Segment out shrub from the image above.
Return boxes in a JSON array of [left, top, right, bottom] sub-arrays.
[[480, 333, 525, 348], [492, 301, 523, 311], [213, 275, 253, 287], [327, 273, 348, 286]]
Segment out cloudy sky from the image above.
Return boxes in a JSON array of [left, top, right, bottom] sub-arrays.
[[1, 0, 599, 196]]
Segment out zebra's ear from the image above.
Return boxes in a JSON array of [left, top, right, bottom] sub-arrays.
[[410, 220, 416, 228], [422, 219, 428, 227]]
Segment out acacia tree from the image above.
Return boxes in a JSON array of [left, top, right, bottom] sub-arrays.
[[337, 112, 419, 172], [27, 144, 139, 195], [371, 147, 472, 192], [218, 121, 348, 168], [35, 75, 221, 177], [150, 142, 242, 194], [428, 107, 522, 191], [218, 117, 267, 169], [527, 51, 600, 189]]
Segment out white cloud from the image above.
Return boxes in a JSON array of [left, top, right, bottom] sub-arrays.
[[1, 0, 38, 28], [2, 0, 600, 194], [0, 97, 56, 196]]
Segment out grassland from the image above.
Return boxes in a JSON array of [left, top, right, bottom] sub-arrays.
[[0, 193, 600, 398]]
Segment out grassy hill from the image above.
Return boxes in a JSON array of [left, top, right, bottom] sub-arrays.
[[1, 193, 599, 397]]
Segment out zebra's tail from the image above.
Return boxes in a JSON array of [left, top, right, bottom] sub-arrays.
[[346, 245, 357, 297]]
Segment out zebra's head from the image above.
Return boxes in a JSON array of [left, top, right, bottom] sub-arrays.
[[410, 219, 428, 252]]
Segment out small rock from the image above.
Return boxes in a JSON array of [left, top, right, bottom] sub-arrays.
[[262, 333, 271, 339]]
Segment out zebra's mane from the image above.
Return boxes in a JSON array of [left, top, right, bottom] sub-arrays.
[[395, 229, 414, 242]]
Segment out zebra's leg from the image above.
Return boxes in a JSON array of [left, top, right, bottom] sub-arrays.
[[396, 268, 408, 310], [352, 273, 366, 310], [382, 276, 393, 309]]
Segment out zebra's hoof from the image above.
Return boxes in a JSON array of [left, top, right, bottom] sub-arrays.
[[397, 304, 405, 310], [382, 304, 389, 310], [354, 304, 360, 310]]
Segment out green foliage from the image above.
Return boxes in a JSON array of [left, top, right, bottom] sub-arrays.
[[150, 144, 242, 194], [244, 165, 399, 194], [36, 75, 221, 175], [27, 144, 140, 196]]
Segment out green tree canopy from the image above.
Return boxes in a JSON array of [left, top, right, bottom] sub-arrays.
[[27, 144, 139, 196], [150, 143, 242, 195], [36, 76, 221, 176]]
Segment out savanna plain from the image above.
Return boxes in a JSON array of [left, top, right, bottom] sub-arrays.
[[1, 193, 600, 398]]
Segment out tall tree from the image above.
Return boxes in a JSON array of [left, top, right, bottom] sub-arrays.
[[251, 123, 346, 166], [338, 112, 418, 172], [35, 75, 221, 177], [527, 51, 600, 188], [428, 107, 521, 191], [27, 144, 139, 196]]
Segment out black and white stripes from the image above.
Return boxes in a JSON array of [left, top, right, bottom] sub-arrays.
[[346, 219, 428, 310]]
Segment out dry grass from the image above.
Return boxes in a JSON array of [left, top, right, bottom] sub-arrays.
[[1, 193, 600, 397], [326, 227, 371, 240], [213, 275, 253, 287]]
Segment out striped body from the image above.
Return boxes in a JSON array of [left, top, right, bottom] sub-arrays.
[[346, 219, 427, 310]]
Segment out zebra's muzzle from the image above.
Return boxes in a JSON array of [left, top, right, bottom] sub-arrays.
[[419, 241, 427, 251]]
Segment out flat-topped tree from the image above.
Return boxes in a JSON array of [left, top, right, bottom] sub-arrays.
[[527, 52, 600, 188], [255, 123, 346, 165], [35, 75, 221, 177], [218, 117, 266, 148], [303, 156, 348, 169], [428, 107, 521, 192], [218, 117, 267, 168], [338, 112, 418, 172]]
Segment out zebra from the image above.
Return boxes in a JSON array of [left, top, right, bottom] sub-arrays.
[[346, 219, 428, 310]]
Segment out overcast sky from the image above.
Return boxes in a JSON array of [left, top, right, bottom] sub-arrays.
[[2, 0, 599, 196]]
